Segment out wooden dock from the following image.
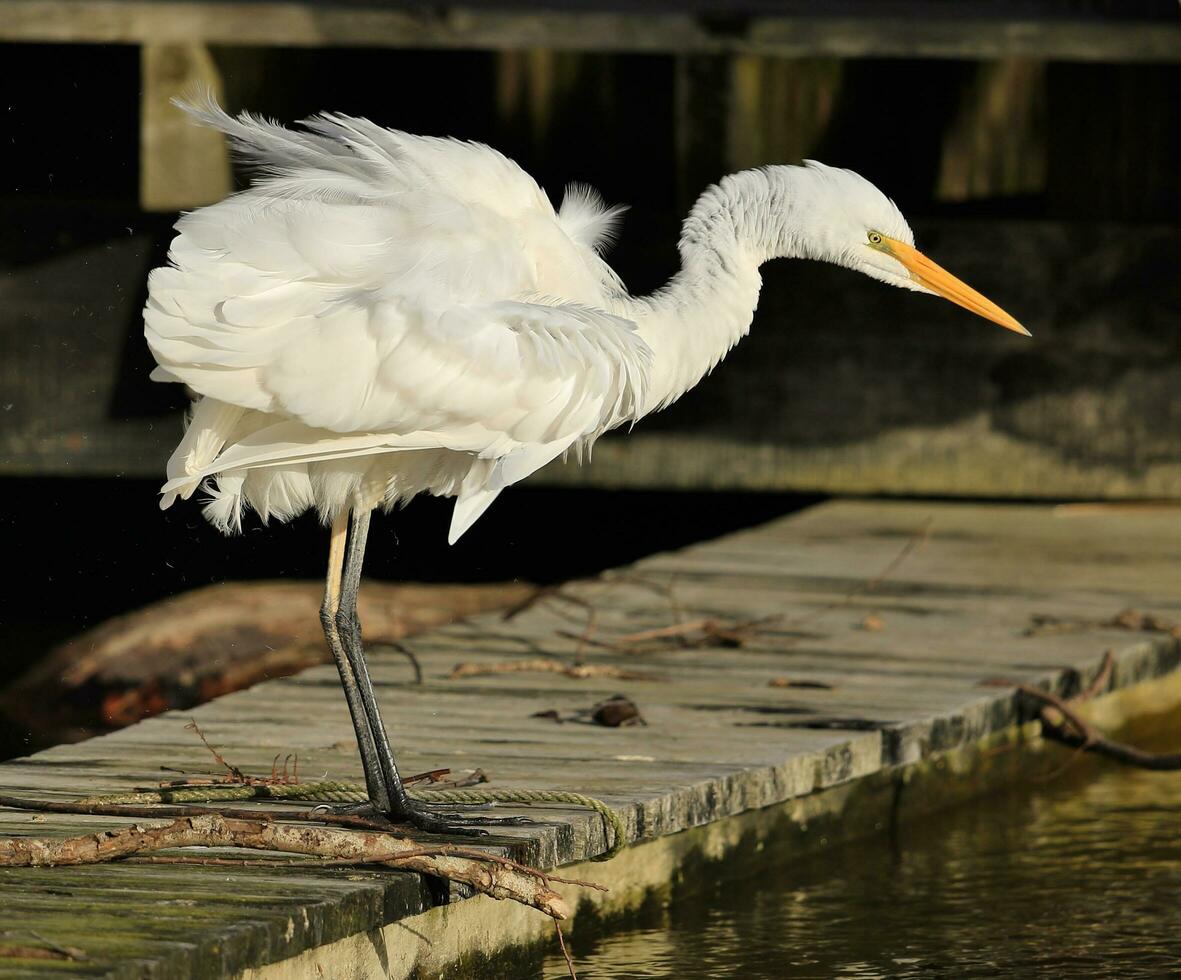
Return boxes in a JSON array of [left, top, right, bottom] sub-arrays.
[[2, 500, 1179, 978]]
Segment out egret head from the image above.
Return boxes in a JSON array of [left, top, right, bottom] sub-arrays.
[[785, 161, 1029, 336]]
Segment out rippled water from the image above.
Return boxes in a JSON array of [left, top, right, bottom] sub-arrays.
[[534, 716, 1181, 979]]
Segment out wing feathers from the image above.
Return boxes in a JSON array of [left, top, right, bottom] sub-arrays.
[[148, 98, 651, 538]]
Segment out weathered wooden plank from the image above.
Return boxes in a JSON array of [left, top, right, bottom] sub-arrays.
[[3, 3, 1180, 63], [1, 500, 1179, 976], [3, 218, 1179, 497]]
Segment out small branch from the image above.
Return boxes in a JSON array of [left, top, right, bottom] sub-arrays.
[[368, 641, 424, 685], [1038, 726, 1181, 771], [185, 718, 246, 782], [1024, 608, 1181, 638], [1005, 683, 1101, 746], [0, 814, 571, 918], [555, 920, 578, 980], [775, 517, 933, 642], [449, 658, 658, 681], [767, 678, 835, 690], [0, 930, 87, 962], [1077, 649, 1116, 702]]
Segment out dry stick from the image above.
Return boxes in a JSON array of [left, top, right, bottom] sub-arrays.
[[1020, 676, 1181, 772], [147, 767, 486, 796], [369, 641, 425, 684], [0, 797, 605, 893], [1076, 650, 1116, 702], [1007, 683, 1101, 745], [185, 719, 246, 782], [0, 814, 572, 918], [1024, 608, 1181, 639], [0, 930, 86, 962], [0, 946, 77, 962], [556, 616, 779, 654], [448, 658, 658, 681], [1036, 726, 1181, 771], [568, 521, 934, 657], [776, 517, 933, 643], [555, 920, 579, 980], [571, 608, 599, 663]]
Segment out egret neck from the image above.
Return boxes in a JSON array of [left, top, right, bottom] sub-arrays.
[[616, 167, 803, 418]]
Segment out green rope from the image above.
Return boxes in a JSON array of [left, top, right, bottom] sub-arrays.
[[78, 781, 624, 860]]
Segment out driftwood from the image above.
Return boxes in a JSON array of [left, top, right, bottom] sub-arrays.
[[0, 813, 573, 918], [0, 579, 534, 744]]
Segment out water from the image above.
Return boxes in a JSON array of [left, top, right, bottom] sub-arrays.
[[532, 716, 1181, 979]]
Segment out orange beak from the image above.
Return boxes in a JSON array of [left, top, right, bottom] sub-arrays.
[[882, 236, 1030, 336]]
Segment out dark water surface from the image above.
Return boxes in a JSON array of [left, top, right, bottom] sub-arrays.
[[532, 717, 1181, 979]]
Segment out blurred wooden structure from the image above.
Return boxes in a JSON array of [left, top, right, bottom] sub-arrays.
[[0, 580, 534, 748], [1, 1, 1179, 498]]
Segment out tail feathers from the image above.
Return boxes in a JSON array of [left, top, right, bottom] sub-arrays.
[[448, 437, 575, 544], [160, 397, 245, 509], [448, 485, 503, 545], [201, 471, 246, 533]]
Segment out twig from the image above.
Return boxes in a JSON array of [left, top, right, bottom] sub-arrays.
[[555, 920, 578, 980], [0, 945, 78, 962], [1023, 608, 1181, 639], [1077, 650, 1116, 702], [613, 618, 716, 645], [767, 678, 835, 690], [562, 615, 782, 654], [1004, 683, 1101, 745], [776, 517, 933, 642], [368, 641, 424, 684], [449, 658, 658, 681], [571, 608, 599, 662], [0, 814, 572, 918], [405, 768, 490, 790], [185, 719, 245, 782], [568, 521, 932, 657], [503, 586, 592, 623], [0, 931, 86, 962]]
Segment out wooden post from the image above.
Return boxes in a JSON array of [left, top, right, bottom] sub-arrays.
[[139, 42, 231, 212], [726, 56, 844, 170], [935, 59, 1046, 202]]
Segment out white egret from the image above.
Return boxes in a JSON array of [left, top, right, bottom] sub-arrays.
[[144, 98, 1027, 832]]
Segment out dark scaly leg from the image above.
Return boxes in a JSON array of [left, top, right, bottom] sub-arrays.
[[320, 510, 391, 814], [334, 506, 531, 833]]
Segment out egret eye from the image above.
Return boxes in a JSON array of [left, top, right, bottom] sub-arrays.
[[867, 231, 884, 246]]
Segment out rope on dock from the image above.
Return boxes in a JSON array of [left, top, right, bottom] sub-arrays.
[[79, 782, 625, 860]]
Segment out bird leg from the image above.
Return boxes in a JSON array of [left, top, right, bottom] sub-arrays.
[[320, 511, 392, 814], [328, 507, 532, 834]]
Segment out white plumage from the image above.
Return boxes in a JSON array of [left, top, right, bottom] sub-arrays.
[[146, 98, 1026, 544]]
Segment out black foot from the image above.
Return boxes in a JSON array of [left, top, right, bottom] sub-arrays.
[[393, 798, 535, 836]]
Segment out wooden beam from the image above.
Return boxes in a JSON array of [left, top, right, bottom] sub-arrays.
[[2, 2, 1180, 63], [139, 42, 232, 212]]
